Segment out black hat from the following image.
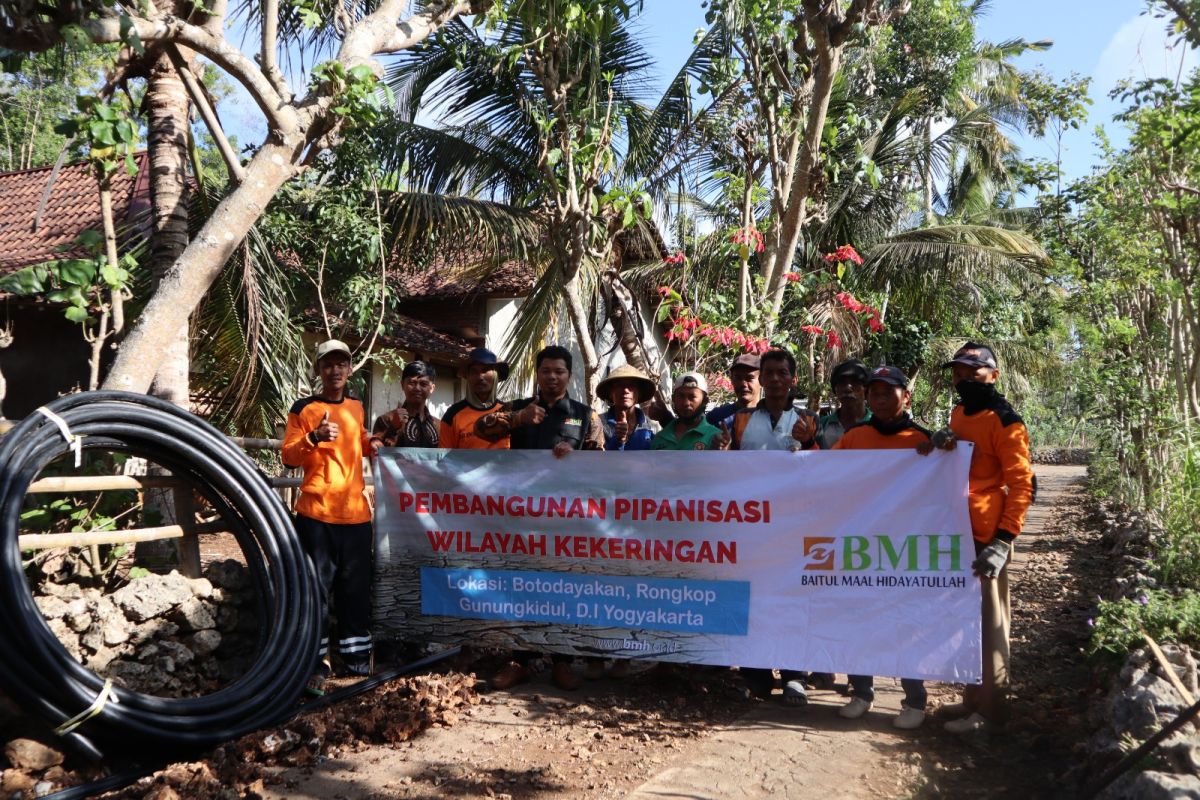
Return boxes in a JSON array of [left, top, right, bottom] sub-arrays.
[[942, 343, 998, 370], [830, 359, 869, 387], [464, 347, 509, 381], [867, 365, 909, 388]]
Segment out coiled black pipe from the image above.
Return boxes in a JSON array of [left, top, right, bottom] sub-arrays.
[[42, 647, 464, 800], [0, 391, 322, 760]]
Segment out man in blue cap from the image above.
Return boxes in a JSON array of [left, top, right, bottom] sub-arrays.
[[439, 347, 514, 450]]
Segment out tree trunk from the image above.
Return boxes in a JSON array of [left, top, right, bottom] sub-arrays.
[[102, 140, 299, 395], [562, 270, 601, 402], [137, 48, 194, 568], [146, 48, 192, 408], [765, 44, 844, 329]]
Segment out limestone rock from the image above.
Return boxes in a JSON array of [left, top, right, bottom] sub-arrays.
[[34, 595, 70, 620], [44, 617, 83, 662], [111, 572, 193, 622], [172, 596, 216, 632], [102, 614, 132, 646], [1112, 672, 1186, 739], [190, 629, 222, 656], [4, 738, 64, 771], [39, 581, 83, 600], [187, 577, 214, 599], [1122, 770, 1200, 799], [205, 560, 249, 591]]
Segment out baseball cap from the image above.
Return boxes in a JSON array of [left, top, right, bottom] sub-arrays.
[[729, 353, 761, 373], [465, 347, 510, 381], [672, 371, 708, 393], [942, 342, 998, 370], [867, 365, 909, 388], [830, 358, 869, 387], [313, 339, 352, 370]]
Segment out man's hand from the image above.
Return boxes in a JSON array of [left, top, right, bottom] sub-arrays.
[[917, 428, 955, 456], [368, 437, 383, 456], [314, 411, 339, 442], [790, 411, 816, 445], [382, 407, 409, 429], [971, 536, 1011, 578], [614, 407, 634, 442], [713, 421, 731, 451], [552, 441, 573, 459], [519, 403, 547, 427]]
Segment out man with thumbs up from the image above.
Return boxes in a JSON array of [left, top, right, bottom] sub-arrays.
[[596, 365, 656, 451], [283, 339, 375, 691]]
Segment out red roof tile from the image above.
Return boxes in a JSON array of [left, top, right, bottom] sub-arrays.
[[390, 253, 536, 299], [301, 307, 475, 362], [0, 153, 151, 274]]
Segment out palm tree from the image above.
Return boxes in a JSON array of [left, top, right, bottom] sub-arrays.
[[373, 2, 730, 396]]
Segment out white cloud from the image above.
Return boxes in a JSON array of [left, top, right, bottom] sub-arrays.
[[1092, 11, 1199, 98]]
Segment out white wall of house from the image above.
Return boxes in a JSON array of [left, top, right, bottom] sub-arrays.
[[486, 294, 671, 408]]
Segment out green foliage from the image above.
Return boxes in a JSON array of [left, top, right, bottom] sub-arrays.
[[0, 45, 115, 171], [0, 231, 136, 326], [1090, 590, 1200, 657], [54, 93, 140, 178], [311, 61, 394, 127]]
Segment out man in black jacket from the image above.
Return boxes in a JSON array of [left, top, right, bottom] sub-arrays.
[[490, 345, 603, 691]]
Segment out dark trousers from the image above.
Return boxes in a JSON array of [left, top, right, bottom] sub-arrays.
[[742, 667, 808, 694], [848, 674, 927, 710], [295, 515, 374, 669]]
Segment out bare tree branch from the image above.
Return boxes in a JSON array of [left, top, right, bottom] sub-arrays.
[[79, 13, 294, 133]]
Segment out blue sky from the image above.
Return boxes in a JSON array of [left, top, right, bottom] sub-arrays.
[[632, 1, 1194, 183], [218, 2, 1193, 183]]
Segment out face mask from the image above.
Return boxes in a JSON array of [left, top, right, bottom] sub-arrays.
[[955, 379, 997, 412]]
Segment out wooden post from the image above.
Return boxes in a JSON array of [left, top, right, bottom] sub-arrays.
[[174, 482, 202, 579]]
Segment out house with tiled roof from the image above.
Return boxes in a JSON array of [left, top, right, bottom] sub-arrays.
[[385, 227, 673, 408], [0, 154, 152, 418]]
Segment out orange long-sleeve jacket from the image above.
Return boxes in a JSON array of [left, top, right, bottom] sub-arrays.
[[282, 395, 372, 525], [949, 400, 1034, 543], [832, 417, 931, 450]]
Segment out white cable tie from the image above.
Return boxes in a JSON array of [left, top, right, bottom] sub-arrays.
[[53, 678, 119, 736], [35, 407, 82, 467]]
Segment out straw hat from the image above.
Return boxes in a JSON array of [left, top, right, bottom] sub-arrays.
[[596, 364, 656, 404]]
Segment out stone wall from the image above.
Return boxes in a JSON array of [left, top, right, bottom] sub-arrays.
[[33, 560, 259, 697]]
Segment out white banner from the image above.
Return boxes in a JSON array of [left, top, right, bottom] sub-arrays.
[[373, 447, 980, 682]]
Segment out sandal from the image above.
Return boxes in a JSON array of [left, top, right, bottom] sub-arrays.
[[782, 680, 809, 707], [305, 672, 328, 697]]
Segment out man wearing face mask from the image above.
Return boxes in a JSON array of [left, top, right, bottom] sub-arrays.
[[919, 342, 1034, 734]]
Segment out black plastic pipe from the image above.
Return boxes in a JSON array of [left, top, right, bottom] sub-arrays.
[[0, 391, 322, 760]]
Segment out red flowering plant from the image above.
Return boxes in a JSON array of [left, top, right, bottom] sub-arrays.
[[731, 226, 765, 254], [822, 243, 864, 281], [655, 285, 771, 402]]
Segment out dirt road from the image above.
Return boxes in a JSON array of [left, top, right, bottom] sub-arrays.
[[256, 465, 1092, 800]]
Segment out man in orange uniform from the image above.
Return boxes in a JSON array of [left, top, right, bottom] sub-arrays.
[[834, 365, 931, 730], [439, 348, 518, 449], [282, 340, 376, 692], [920, 342, 1034, 733]]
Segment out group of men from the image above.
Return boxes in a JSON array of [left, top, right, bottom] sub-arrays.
[[282, 337, 1033, 735]]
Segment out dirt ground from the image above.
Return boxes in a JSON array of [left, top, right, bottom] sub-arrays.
[[241, 465, 1097, 800]]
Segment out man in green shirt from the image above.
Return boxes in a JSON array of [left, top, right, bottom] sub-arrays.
[[816, 359, 871, 450], [651, 372, 730, 451]]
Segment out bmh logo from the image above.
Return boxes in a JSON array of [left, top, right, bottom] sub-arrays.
[[801, 537, 836, 570], [799, 534, 964, 572]]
